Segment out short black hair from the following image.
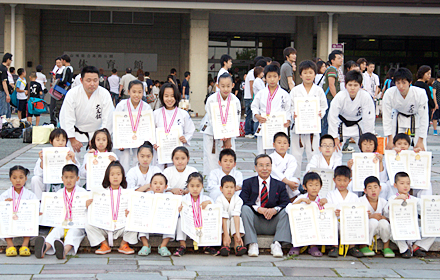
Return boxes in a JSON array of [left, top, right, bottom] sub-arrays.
[[159, 82, 181, 108], [60, 54, 71, 63], [264, 57, 272, 63], [90, 128, 113, 152], [9, 67, 15, 73], [62, 164, 79, 176], [151, 173, 168, 185], [366, 61, 375, 66], [221, 175, 236, 188], [218, 72, 233, 84], [393, 133, 410, 145], [220, 54, 233, 67], [416, 65, 431, 80], [334, 165, 351, 179], [255, 59, 267, 68], [283, 47, 297, 60], [170, 68, 177, 74], [320, 134, 335, 146], [254, 154, 272, 166], [36, 65, 43, 72], [186, 172, 203, 185], [364, 176, 380, 189], [9, 165, 30, 178], [102, 161, 127, 189], [303, 172, 322, 188], [393, 68, 412, 83], [81, 66, 99, 78], [253, 56, 265, 65], [298, 60, 317, 75], [264, 64, 280, 78], [128, 79, 143, 91], [111, 68, 117, 74], [386, 68, 396, 79], [184, 71, 190, 78], [273, 131, 290, 144], [126, 67, 132, 73], [49, 128, 68, 144], [17, 68, 25, 76], [172, 146, 190, 160], [344, 60, 359, 74], [219, 148, 236, 162], [328, 50, 343, 63], [394, 171, 409, 183], [145, 71, 150, 76], [345, 70, 363, 85], [55, 57, 62, 62], [358, 132, 378, 152], [2, 53, 13, 63]]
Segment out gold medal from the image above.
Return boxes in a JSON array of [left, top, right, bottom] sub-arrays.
[[415, 154, 421, 161], [395, 154, 401, 161]]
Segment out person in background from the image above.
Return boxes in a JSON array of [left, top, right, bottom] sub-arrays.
[[35, 65, 48, 98]]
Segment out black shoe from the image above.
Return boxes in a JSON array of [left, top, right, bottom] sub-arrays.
[[34, 236, 46, 259], [235, 246, 247, 256], [54, 240, 65, 260], [204, 246, 219, 256], [328, 247, 338, 258], [347, 247, 364, 258], [219, 246, 230, 256], [173, 246, 186, 257], [401, 249, 412, 258], [413, 247, 426, 257]]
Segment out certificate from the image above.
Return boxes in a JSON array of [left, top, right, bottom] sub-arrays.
[[7, 200, 39, 237], [420, 195, 440, 237], [287, 204, 320, 247], [389, 199, 420, 240], [340, 203, 369, 245], [408, 151, 431, 190], [125, 192, 155, 233], [156, 127, 182, 164], [294, 97, 321, 134], [0, 201, 19, 238], [39, 192, 91, 229], [262, 112, 287, 149], [150, 194, 182, 234], [87, 152, 116, 192], [316, 204, 338, 245], [210, 101, 239, 139], [87, 190, 130, 231], [384, 150, 409, 186], [310, 168, 334, 198], [43, 147, 70, 184], [352, 153, 379, 192], [180, 201, 222, 246], [113, 111, 156, 148]]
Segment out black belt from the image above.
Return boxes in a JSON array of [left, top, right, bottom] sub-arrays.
[[338, 115, 362, 142], [74, 126, 90, 149], [396, 112, 415, 146]]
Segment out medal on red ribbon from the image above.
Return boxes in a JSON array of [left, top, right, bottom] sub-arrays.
[[63, 187, 76, 226], [192, 196, 203, 237], [266, 85, 279, 117], [110, 187, 122, 230], [12, 187, 24, 220], [127, 99, 143, 140], [217, 92, 231, 126], [162, 107, 178, 136]]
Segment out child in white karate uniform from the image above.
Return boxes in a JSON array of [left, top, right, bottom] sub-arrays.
[[85, 161, 138, 255], [358, 176, 394, 258], [252, 64, 291, 155], [31, 128, 79, 200], [153, 82, 195, 170], [328, 70, 375, 148], [163, 146, 197, 195], [384, 172, 435, 258], [1, 166, 39, 257], [135, 173, 175, 257], [207, 148, 243, 202], [326, 166, 364, 258], [126, 141, 162, 190], [290, 61, 328, 177], [269, 132, 300, 200], [114, 80, 152, 172], [174, 172, 215, 257], [215, 175, 247, 257], [287, 172, 328, 257], [34, 165, 87, 259], [201, 73, 241, 175], [306, 134, 342, 173]]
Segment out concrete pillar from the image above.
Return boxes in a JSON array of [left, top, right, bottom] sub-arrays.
[[25, 8, 40, 75], [179, 14, 190, 78], [3, 4, 25, 69], [316, 14, 339, 62], [189, 10, 209, 116], [294, 16, 314, 83]]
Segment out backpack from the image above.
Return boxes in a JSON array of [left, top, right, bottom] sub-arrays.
[[28, 97, 49, 115], [23, 126, 32, 143]]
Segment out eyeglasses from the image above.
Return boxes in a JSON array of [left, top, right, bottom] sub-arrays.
[[320, 144, 334, 148]]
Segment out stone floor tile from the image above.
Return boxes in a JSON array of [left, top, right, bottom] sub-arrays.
[[335, 268, 401, 278], [0, 265, 43, 275], [279, 267, 337, 277]]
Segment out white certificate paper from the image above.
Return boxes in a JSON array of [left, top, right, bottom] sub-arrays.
[[87, 189, 130, 231], [156, 127, 183, 164], [389, 199, 420, 240], [352, 153, 379, 192], [340, 203, 369, 245], [87, 152, 116, 192], [5, 200, 40, 237], [39, 192, 91, 229], [210, 101, 239, 139], [310, 168, 334, 198], [181, 201, 222, 246], [384, 150, 409, 186], [294, 97, 321, 134], [43, 147, 70, 184], [113, 111, 156, 148], [421, 195, 440, 237], [0, 201, 19, 238], [316, 204, 338, 245], [262, 112, 287, 149]]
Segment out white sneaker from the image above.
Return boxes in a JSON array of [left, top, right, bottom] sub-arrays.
[[245, 134, 254, 139], [248, 243, 259, 257], [270, 241, 283, 258]]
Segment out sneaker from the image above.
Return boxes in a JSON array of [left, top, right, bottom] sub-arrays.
[[118, 243, 134, 255], [204, 246, 219, 256], [342, 146, 355, 153], [138, 245, 151, 256], [413, 247, 426, 257], [347, 247, 364, 258], [248, 243, 259, 257], [434, 130, 438, 135], [382, 248, 395, 258], [235, 246, 247, 256], [245, 134, 254, 139], [359, 246, 375, 257], [328, 247, 338, 258], [34, 236, 46, 259], [401, 249, 412, 258], [95, 243, 111, 255], [270, 241, 283, 258], [173, 246, 186, 257], [54, 240, 65, 260], [158, 246, 171, 257]]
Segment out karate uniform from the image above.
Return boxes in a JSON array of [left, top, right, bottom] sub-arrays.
[[202, 93, 241, 175], [290, 83, 328, 177], [206, 167, 243, 202], [326, 189, 360, 210], [59, 85, 114, 154], [251, 86, 291, 155], [328, 89, 375, 144], [44, 186, 87, 255], [305, 152, 342, 173], [176, 193, 213, 241], [153, 107, 195, 170], [0, 187, 38, 201], [215, 193, 245, 236], [382, 86, 428, 149], [384, 195, 435, 253], [114, 98, 152, 172], [269, 151, 300, 199], [359, 195, 391, 246], [126, 164, 162, 190], [79, 152, 118, 180], [163, 165, 198, 191]]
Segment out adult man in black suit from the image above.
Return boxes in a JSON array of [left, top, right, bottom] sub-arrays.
[[240, 154, 291, 257]]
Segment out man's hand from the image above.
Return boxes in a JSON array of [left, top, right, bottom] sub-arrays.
[[69, 138, 83, 153], [179, 136, 187, 144], [255, 114, 267, 123], [283, 120, 291, 128], [334, 138, 342, 152], [6, 94, 10, 103], [414, 138, 425, 152], [264, 208, 277, 220]]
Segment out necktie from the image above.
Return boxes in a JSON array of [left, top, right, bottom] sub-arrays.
[[261, 180, 268, 207]]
